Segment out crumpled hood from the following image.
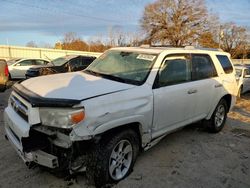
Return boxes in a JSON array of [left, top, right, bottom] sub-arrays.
[[21, 72, 135, 100]]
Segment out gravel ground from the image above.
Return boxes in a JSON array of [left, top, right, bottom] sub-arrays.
[[0, 89, 250, 188]]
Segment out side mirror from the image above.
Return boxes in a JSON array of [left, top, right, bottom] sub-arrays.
[[15, 63, 21, 66]]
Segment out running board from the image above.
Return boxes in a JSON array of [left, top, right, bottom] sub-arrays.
[[144, 134, 167, 151]]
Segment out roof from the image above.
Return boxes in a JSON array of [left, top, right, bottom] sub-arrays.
[[111, 46, 229, 55]]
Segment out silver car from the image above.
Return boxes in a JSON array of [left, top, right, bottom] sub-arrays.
[[8, 58, 50, 79]]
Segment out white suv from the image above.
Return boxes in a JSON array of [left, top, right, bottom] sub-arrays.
[[4, 46, 237, 187]]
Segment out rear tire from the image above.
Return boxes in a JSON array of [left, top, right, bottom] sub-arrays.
[[206, 99, 228, 133], [86, 129, 139, 187]]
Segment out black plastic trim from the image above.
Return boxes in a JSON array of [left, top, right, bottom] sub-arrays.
[[13, 83, 81, 107]]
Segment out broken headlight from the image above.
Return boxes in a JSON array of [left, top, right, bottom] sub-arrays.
[[39, 108, 85, 129]]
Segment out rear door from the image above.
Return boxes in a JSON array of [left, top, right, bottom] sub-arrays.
[[190, 54, 222, 121]]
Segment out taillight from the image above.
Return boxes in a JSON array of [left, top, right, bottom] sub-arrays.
[[4, 65, 9, 77]]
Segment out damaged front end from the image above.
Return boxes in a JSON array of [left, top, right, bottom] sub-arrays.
[[23, 125, 94, 172], [4, 83, 94, 174]]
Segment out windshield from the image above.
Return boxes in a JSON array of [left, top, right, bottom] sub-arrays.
[[85, 50, 157, 85], [235, 69, 242, 77], [51, 57, 71, 66]]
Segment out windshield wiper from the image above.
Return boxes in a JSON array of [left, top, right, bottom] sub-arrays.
[[84, 69, 101, 76], [84, 69, 141, 85], [99, 74, 127, 83]]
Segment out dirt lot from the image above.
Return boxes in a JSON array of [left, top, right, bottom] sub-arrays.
[[0, 89, 250, 188]]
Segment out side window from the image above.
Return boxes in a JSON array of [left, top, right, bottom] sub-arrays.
[[235, 69, 242, 77], [246, 69, 250, 75], [156, 55, 191, 87], [18, 60, 32, 66], [216, 55, 233, 74], [191, 54, 217, 80], [35, 60, 45, 65], [81, 57, 96, 68], [69, 58, 80, 67]]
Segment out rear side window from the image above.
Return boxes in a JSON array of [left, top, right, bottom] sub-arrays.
[[244, 69, 250, 76], [35, 60, 47, 65], [216, 55, 233, 74], [191, 54, 217, 80], [18, 60, 33, 66]]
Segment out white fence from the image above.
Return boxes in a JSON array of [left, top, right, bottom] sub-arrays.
[[1, 45, 249, 65], [231, 59, 250, 65], [0, 45, 102, 61]]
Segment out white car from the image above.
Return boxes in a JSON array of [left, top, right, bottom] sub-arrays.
[[235, 65, 250, 96], [8, 58, 50, 79], [4, 46, 237, 187]]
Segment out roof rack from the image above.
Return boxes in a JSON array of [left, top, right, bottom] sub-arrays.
[[140, 44, 223, 52], [184, 46, 223, 52]]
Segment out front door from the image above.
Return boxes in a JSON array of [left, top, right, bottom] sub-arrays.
[[152, 54, 196, 138]]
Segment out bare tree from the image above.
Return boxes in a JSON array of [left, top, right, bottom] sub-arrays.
[[39, 42, 52, 49], [62, 32, 89, 51], [107, 27, 127, 47], [220, 23, 248, 58], [26, 41, 37, 48], [62, 32, 78, 44], [140, 0, 210, 46], [198, 32, 219, 48]]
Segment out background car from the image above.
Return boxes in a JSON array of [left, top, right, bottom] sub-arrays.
[[8, 58, 50, 79], [25, 55, 97, 78], [0, 59, 9, 92], [235, 65, 250, 97]]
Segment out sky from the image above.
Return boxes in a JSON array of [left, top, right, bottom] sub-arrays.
[[0, 0, 250, 46]]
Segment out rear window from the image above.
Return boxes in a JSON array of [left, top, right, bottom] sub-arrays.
[[216, 55, 233, 74]]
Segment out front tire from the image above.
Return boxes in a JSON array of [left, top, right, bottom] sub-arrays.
[[207, 99, 228, 133], [86, 129, 139, 187]]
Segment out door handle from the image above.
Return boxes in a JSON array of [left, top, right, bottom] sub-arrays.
[[187, 89, 197, 94], [215, 84, 223, 88]]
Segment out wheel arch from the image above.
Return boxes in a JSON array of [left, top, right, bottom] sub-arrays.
[[206, 94, 232, 120], [98, 122, 144, 149], [222, 94, 232, 112]]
